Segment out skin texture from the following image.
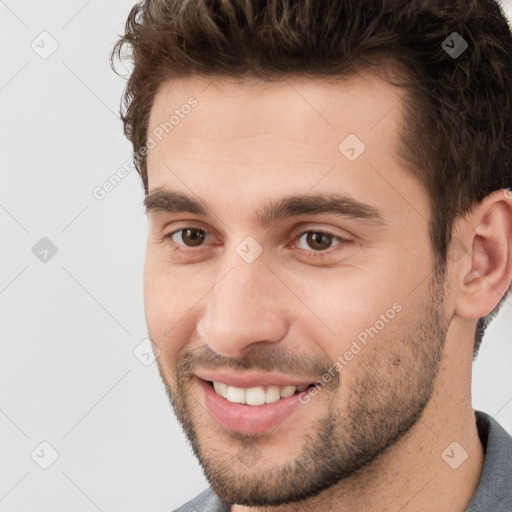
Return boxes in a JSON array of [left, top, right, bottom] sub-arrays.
[[143, 72, 512, 511]]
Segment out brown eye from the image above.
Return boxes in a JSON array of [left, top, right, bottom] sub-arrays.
[[171, 228, 207, 247], [298, 231, 338, 251]]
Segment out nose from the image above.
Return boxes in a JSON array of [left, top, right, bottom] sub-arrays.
[[195, 254, 289, 358]]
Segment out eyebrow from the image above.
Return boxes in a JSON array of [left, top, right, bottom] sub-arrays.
[[143, 187, 386, 227]]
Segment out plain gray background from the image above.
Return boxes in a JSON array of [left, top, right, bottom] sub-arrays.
[[1, 1, 511, 510]]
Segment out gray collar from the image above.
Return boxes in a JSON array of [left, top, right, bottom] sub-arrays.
[[465, 410, 512, 511]]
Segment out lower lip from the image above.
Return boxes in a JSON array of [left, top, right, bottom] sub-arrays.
[[198, 377, 307, 435]]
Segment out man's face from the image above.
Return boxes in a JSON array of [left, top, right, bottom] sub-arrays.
[[143, 73, 450, 505]]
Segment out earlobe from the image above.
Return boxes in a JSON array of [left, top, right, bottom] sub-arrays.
[[453, 189, 512, 320]]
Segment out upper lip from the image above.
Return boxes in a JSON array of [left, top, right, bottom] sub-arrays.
[[195, 370, 316, 388]]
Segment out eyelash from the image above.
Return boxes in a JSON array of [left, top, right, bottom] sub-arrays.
[[163, 227, 351, 260]]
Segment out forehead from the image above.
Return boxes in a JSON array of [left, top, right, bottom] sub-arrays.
[[144, 72, 427, 230], [146, 72, 405, 174], [147, 71, 403, 150]]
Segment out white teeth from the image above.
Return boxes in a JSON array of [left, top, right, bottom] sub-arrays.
[[226, 385, 246, 404], [213, 381, 228, 398], [265, 386, 281, 404], [212, 382, 301, 405], [245, 387, 266, 406], [280, 385, 296, 398]]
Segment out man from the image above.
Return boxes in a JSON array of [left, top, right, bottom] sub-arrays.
[[111, 0, 512, 510]]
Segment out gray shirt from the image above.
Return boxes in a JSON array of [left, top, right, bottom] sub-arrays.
[[172, 410, 512, 511]]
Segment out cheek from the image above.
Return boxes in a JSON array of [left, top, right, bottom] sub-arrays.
[[284, 263, 407, 352], [143, 255, 186, 362], [143, 253, 215, 360]]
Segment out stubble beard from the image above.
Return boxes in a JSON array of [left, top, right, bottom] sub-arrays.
[[156, 268, 449, 506]]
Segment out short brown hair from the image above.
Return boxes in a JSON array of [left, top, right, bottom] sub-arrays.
[[111, 0, 512, 358]]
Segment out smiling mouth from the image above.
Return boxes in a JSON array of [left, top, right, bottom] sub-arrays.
[[206, 380, 315, 406], [198, 377, 317, 434]]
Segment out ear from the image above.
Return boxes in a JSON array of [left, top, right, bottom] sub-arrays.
[[452, 189, 512, 320]]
